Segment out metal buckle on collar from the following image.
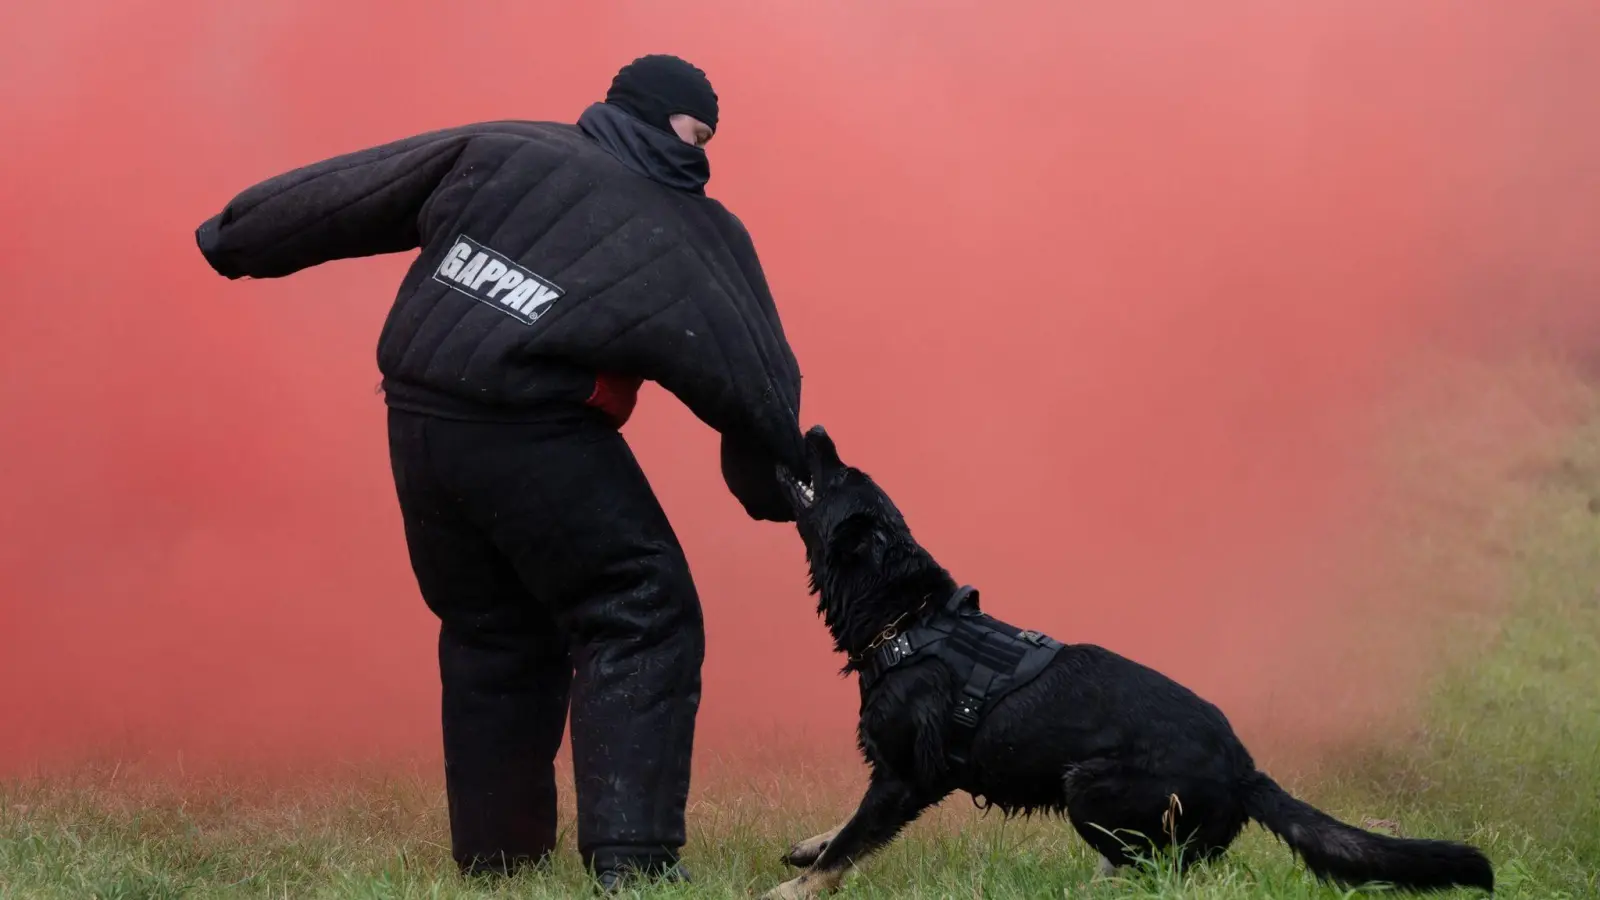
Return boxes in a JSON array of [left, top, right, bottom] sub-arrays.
[[879, 633, 913, 669], [865, 601, 930, 655], [862, 633, 915, 687]]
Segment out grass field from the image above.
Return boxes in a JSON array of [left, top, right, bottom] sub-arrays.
[[4, 369, 1598, 899]]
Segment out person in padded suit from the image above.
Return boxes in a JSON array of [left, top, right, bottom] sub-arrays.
[[194, 55, 805, 891]]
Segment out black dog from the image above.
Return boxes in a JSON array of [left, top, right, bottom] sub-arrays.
[[758, 425, 1493, 899]]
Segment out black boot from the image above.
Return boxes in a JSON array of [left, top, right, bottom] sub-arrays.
[[457, 849, 556, 879], [590, 848, 693, 894]]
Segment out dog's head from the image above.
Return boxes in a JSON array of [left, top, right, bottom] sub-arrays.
[[779, 425, 953, 657], [780, 425, 906, 551]]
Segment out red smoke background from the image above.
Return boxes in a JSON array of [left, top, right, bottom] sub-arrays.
[[2, 1, 1597, 780]]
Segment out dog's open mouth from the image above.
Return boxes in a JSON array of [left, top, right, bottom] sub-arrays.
[[783, 469, 816, 508]]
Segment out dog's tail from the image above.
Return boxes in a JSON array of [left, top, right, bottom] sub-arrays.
[[1241, 770, 1493, 893]]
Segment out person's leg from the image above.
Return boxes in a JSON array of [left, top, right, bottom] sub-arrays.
[[559, 507, 703, 884], [433, 419, 705, 883], [434, 597, 572, 877], [387, 409, 573, 876]]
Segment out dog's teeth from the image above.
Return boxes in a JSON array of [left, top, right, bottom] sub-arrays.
[[784, 472, 815, 506]]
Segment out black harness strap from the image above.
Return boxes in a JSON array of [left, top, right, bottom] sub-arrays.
[[853, 584, 1065, 776], [948, 661, 995, 768]]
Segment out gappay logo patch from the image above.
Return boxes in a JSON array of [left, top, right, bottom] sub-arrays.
[[432, 234, 564, 325]]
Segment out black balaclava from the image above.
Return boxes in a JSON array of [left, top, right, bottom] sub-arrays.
[[577, 54, 718, 194], [604, 54, 719, 135]]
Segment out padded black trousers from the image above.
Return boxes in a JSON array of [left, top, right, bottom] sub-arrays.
[[386, 408, 704, 876]]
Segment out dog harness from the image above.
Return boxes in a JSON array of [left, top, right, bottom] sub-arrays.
[[855, 585, 1065, 772]]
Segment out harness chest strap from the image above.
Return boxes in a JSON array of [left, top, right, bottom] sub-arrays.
[[857, 585, 1065, 771]]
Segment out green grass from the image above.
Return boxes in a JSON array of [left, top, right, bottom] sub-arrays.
[[4, 378, 1599, 899]]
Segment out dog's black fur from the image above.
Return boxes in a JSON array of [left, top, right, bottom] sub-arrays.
[[764, 425, 1493, 897]]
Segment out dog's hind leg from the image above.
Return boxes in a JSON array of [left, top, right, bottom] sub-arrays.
[[780, 823, 844, 868], [759, 773, 932, 900], [1062, 758, 1171, 869], [1065, 762, 1246, 877]]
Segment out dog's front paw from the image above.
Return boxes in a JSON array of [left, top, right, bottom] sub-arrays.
[[758, 876, 809, 900], [780, 825, 841, 868], [780, 839, 828, 868], [758, 869, 845, 899], [779, 846, 817, 868]]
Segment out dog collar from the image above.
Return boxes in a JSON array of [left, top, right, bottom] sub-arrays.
[[853, 585, 977, 681]]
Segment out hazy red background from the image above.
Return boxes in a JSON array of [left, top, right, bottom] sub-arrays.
[[2, 1, 1597, 777]]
